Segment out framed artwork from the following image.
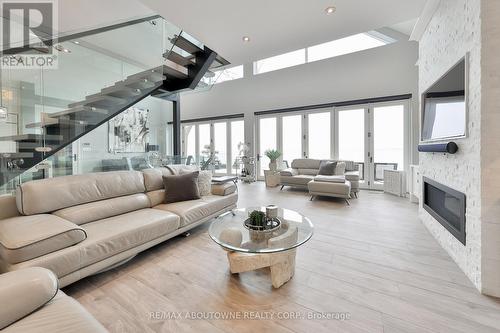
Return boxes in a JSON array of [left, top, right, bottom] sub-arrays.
[[109, 107, 149, 153]]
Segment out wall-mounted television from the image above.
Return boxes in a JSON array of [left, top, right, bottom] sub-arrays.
[[421, 57, 467, 142]]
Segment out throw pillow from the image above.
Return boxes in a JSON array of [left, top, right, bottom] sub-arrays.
[[318, 161, 337, 175], [162, 171, 200, 203], [197, 170, 212, 196], [335, 161, 346, 175], [179, 169, 212, 196]]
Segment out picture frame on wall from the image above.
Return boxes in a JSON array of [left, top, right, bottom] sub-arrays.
[[108, 107, 150, 153]]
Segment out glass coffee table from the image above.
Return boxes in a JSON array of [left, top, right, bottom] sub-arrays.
[[209, 207, 313, 288]]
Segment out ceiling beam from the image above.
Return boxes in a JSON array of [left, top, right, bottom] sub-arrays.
[[410, 0, 441, 41]]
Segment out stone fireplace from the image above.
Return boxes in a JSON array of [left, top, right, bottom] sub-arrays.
[[422, 177, 466, 245], [418, 0, 500, 297]]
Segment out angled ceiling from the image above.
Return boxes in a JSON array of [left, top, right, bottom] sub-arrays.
[[140, 0, 427, 65]]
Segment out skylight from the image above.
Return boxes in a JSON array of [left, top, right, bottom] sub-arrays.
[[253, 31, 393, 75]]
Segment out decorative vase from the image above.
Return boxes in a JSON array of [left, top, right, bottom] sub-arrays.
[[269, 161, 277, 172]]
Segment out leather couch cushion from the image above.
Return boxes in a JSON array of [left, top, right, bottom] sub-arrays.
[[291, 159, 322, 170], [3, 291, 107, 333], [1, 209, 180, 278], [308, 180, 351, 196], [142, 167, 175, 192], [16, 171, 145, 215], [0, 214, 86, 264], [211, 183, 236, 196], [280, 175, 314, 186], [0, 195, 19, 220], [146, 189, 165, 207], [345, 171, 360, 182], [154, 193, 237, 227], [314, 175, 346, 183], [298, 168, 319, 176], [53, 193, 150, 225], [0, 267, 58, 330]]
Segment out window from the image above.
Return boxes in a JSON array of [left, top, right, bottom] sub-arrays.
[[253, 31, 393, 75], [202, 65, 244, 85], [254, 49, 306, 75], [181, 118, 244, 175], [230, 120, 245, 175], [307, 112, 331, 159], [307, 33, 388, 63]]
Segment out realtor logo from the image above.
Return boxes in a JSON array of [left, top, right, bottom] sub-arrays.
[[1, 0, 58, 68]]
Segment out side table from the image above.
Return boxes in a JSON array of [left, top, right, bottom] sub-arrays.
[[264, 170, 281, 187]]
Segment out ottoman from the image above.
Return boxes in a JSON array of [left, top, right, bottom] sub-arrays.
[[307, 175, 352, 205]]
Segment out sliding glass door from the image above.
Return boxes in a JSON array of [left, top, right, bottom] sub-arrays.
[[282, 115, 303, 167], [181, 118, 244, 175], [258, 117, 278, 177], [307, 112, 331, 160], [256, 100, 409, 188], [370, 103, 406, 190], [336, 107, 367, 184]]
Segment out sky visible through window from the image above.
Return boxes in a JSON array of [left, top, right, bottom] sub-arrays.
[[254, 32, 391, 75]]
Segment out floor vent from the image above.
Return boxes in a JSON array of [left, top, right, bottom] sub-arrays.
[[383, 170, 405, 196]]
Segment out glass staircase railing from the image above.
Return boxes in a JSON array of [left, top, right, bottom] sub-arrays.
[[0, 15, 229, 192]]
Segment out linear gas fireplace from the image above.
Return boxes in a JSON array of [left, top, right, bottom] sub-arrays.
[[423, 177, 466, 245]]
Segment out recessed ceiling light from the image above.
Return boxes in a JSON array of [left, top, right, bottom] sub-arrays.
[[242, 36, 250, 42], [73, 41, 80, 44], [325, 6, 336, 15]]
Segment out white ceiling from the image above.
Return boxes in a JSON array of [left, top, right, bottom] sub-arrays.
[[390, 18, 418, 36], [139, 0, 427, 64], [56, 0, 154, 36]]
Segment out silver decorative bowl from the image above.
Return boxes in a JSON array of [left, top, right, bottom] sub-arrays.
[[243, 217, 281, 233]]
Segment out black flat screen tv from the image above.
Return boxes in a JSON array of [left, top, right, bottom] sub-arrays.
[[421, 58, 467, 142]]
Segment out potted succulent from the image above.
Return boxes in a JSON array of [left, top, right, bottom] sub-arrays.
[[264, 149, 281, 172], [246, 210, 268, 241]]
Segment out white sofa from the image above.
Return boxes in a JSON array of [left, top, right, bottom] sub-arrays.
[[280, 159, 360, 204], [0, 168, 237, 287]]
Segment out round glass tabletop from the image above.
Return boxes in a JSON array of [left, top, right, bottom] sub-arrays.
[[209, 207, 314, 253]]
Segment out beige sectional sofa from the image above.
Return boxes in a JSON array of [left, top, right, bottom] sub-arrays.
[[0, 168, 237, 288], [280, 159, 360, 204], [0, 267, 107, 332]]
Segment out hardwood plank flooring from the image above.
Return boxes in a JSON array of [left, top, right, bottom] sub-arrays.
[[65, 182, 500, 333]]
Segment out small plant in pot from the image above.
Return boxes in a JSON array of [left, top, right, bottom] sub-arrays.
[[248, 210, 266, 229], [264, 149, 281, 172]]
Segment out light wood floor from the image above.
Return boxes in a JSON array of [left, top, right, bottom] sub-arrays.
[[65, 182, 500, 333]]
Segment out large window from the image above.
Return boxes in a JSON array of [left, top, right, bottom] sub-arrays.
[[181, 118, 244, 175], [282, 115, 303, 165], [253, 31, 393, 75], [256, 100, 408, 188], [308, 33, 387, 63], [307, 112, 331, 159], [254, 49, 306, 75], [230, 120, 245, 174], [258, 117, 277, 176], [213, 122, 227, 174]]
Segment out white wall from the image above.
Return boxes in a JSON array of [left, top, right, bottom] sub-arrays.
[[181, 40, 419, 163], [480, 0, 500, 296], [418, 0, 500, 297]]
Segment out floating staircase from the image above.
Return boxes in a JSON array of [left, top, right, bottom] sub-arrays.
[[0, 17, 229, 188]]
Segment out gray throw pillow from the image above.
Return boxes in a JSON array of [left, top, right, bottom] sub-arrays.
[[318, 161, 337, 176], [162, 171, 200, 203]]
